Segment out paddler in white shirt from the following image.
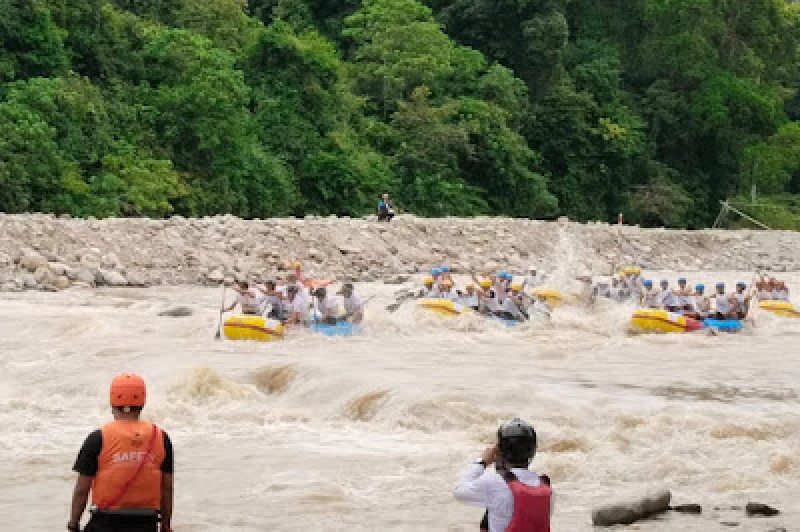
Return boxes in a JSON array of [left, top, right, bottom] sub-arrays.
[[460, 283, 480, 311], [284, 285, 310, 326], [640, 280, 659, 308], [711, 282, 737, 320], [692, 284, 711, 320], [419, 276, 439, 298], [658, 279, 678, 311], [675, 278, 692, 314], [313, 287, 340, 325], [225, 281, 265, 315], [734, 282, 751, 319], [338, 283, 364, 324], [438, 279, 459, 302]]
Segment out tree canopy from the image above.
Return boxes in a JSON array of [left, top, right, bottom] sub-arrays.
[[1, 0, 799, 227]]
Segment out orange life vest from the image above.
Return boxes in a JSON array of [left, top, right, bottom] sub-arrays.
[[506, 478, 551, 532], [92, 420, 165, 510]]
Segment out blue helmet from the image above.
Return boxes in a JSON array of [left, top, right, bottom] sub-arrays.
[[504, 272, 514, 280], [441, 266, 450, 272], [643, 280, 653, 287], [737, 282, 746, 288], [716, 282, 725, 288], [678, 278, 687, 283], [432, 268, 442, 275], [695, 284, 705, 291]]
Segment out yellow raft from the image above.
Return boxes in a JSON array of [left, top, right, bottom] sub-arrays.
[[223, 315, 285, 341], [532, 288, 564, 308], [630, 308, 704, 334], [417, 299, 469, 316], [758, 300, 800, 318]]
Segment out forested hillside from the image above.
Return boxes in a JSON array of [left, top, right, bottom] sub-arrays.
[[1, 0, 799, 227]]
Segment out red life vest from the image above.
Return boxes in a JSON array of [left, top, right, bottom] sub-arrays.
[[506, 477, 551, 532]]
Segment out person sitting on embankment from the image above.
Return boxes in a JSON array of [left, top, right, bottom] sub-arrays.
[[454, 418, 552, 532]]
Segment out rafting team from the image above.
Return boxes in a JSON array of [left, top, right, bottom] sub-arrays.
[[417, 267, 551, 321], [224, 261, 364, 326], [68, 375, 550, 531]]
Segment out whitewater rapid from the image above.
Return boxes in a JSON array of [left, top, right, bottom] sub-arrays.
[[1, 273, 799, 530]]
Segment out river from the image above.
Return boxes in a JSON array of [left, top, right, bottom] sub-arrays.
[[1, 272, 798, 530]]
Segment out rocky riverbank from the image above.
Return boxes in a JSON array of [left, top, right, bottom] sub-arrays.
[[1, 213, 799, 291]]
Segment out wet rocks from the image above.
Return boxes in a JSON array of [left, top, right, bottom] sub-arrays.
[[592, 489, 671, 526], [746, 502, 780, 517], [671, 503, 702, 514], [158, 306, 194, 317], [95, 269, 127, 287]]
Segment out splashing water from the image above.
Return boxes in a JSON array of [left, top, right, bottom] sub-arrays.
[[0, 272, 799, 530]]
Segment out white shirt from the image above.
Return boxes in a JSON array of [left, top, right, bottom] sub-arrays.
[[288, 296, 309, 320], [454, 463, 552, 532], [694, 295, 711, 313], [461, 294, 480, 308], [317, 296, 339, 317], [439, 290, 459, 302], [714, 294, 732, 314], [237, 291, 264, 314], [658, 289, 677, 308], [641, 289, 659, 308], [775, 289, 789, 301], [343, 292, 363, 314]]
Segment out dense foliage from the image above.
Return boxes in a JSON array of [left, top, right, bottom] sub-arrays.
[[1, 0, 799, 227]]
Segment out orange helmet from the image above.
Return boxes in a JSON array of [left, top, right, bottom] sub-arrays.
[[110, 373, 146, 407]]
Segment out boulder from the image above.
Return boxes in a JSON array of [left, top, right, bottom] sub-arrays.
[[48, 262, 69, 276], [95, 269, 128, 287], [66, 266, 95, 285], [126, 271, 149, 287], [671, 504, 702, 514], [230, 237, 245, 251], [33, 266, 53, 284], [592, 489, 671, 526], [15, 273, 38, 289], [100, 252, 121, 270], [158, 306, 194, 317], [19, 250, 47, 272], [51, 275, 71, 290], [746, 502, 780, 517]]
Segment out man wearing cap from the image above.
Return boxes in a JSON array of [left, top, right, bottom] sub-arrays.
[[460, 283, 480, 310], [734, 282, 751, 319], [640, 280, 659, 308], [712, 283, 737, 319], [284, 285, 310, 325], [657, 280, 678, 311], [338, 283, 364, 324], [675, 278, 691, 314], [314, 287, 340, 325], [692, 284, 711, 320], [69, 374, 173, 532]]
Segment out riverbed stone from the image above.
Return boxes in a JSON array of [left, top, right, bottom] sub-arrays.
[[746, 502, 780, 517], [592, 489, 671, 526], [95, 268, 128, 286]]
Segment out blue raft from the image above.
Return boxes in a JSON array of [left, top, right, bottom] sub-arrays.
[[309, 320, 361, 337], [703, 318, 743, 333]]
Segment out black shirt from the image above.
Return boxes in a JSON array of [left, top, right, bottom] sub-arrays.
[[73, 428, 174, 477]]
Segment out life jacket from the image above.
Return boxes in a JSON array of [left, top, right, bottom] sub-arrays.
[[505, 472, 551, 532], [92, 421, 165, 511]]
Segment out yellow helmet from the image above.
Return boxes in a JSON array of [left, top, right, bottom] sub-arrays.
[[423, 276, 434, 285], [293, 261, 302, 269], [511, 283, 522, 291], [466, 283, 475, 290], [441, 279, 453, 287], [479, 279, 492, 288]]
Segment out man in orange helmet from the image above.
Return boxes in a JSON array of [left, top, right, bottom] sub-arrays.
[[68, 374, 173, 532]]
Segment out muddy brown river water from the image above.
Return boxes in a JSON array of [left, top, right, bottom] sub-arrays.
[[1, 272, 798, 530]]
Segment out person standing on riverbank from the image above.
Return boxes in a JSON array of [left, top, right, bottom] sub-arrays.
[[68, 374, 173, 532], [378, 193, 395, 221], [454, 418, 551, 531]]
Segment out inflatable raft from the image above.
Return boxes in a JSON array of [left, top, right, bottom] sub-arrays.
[[531, 288, 564, 308], [309, 321, 361, 336], [703, 318, 743, 332], [630, 309, 704, 334], [223, 315, 285, 341], [417, 299, 469, 316], [758, 300, 800, 318]]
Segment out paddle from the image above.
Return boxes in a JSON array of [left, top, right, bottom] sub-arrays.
[[213, 284, 226, 340]]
